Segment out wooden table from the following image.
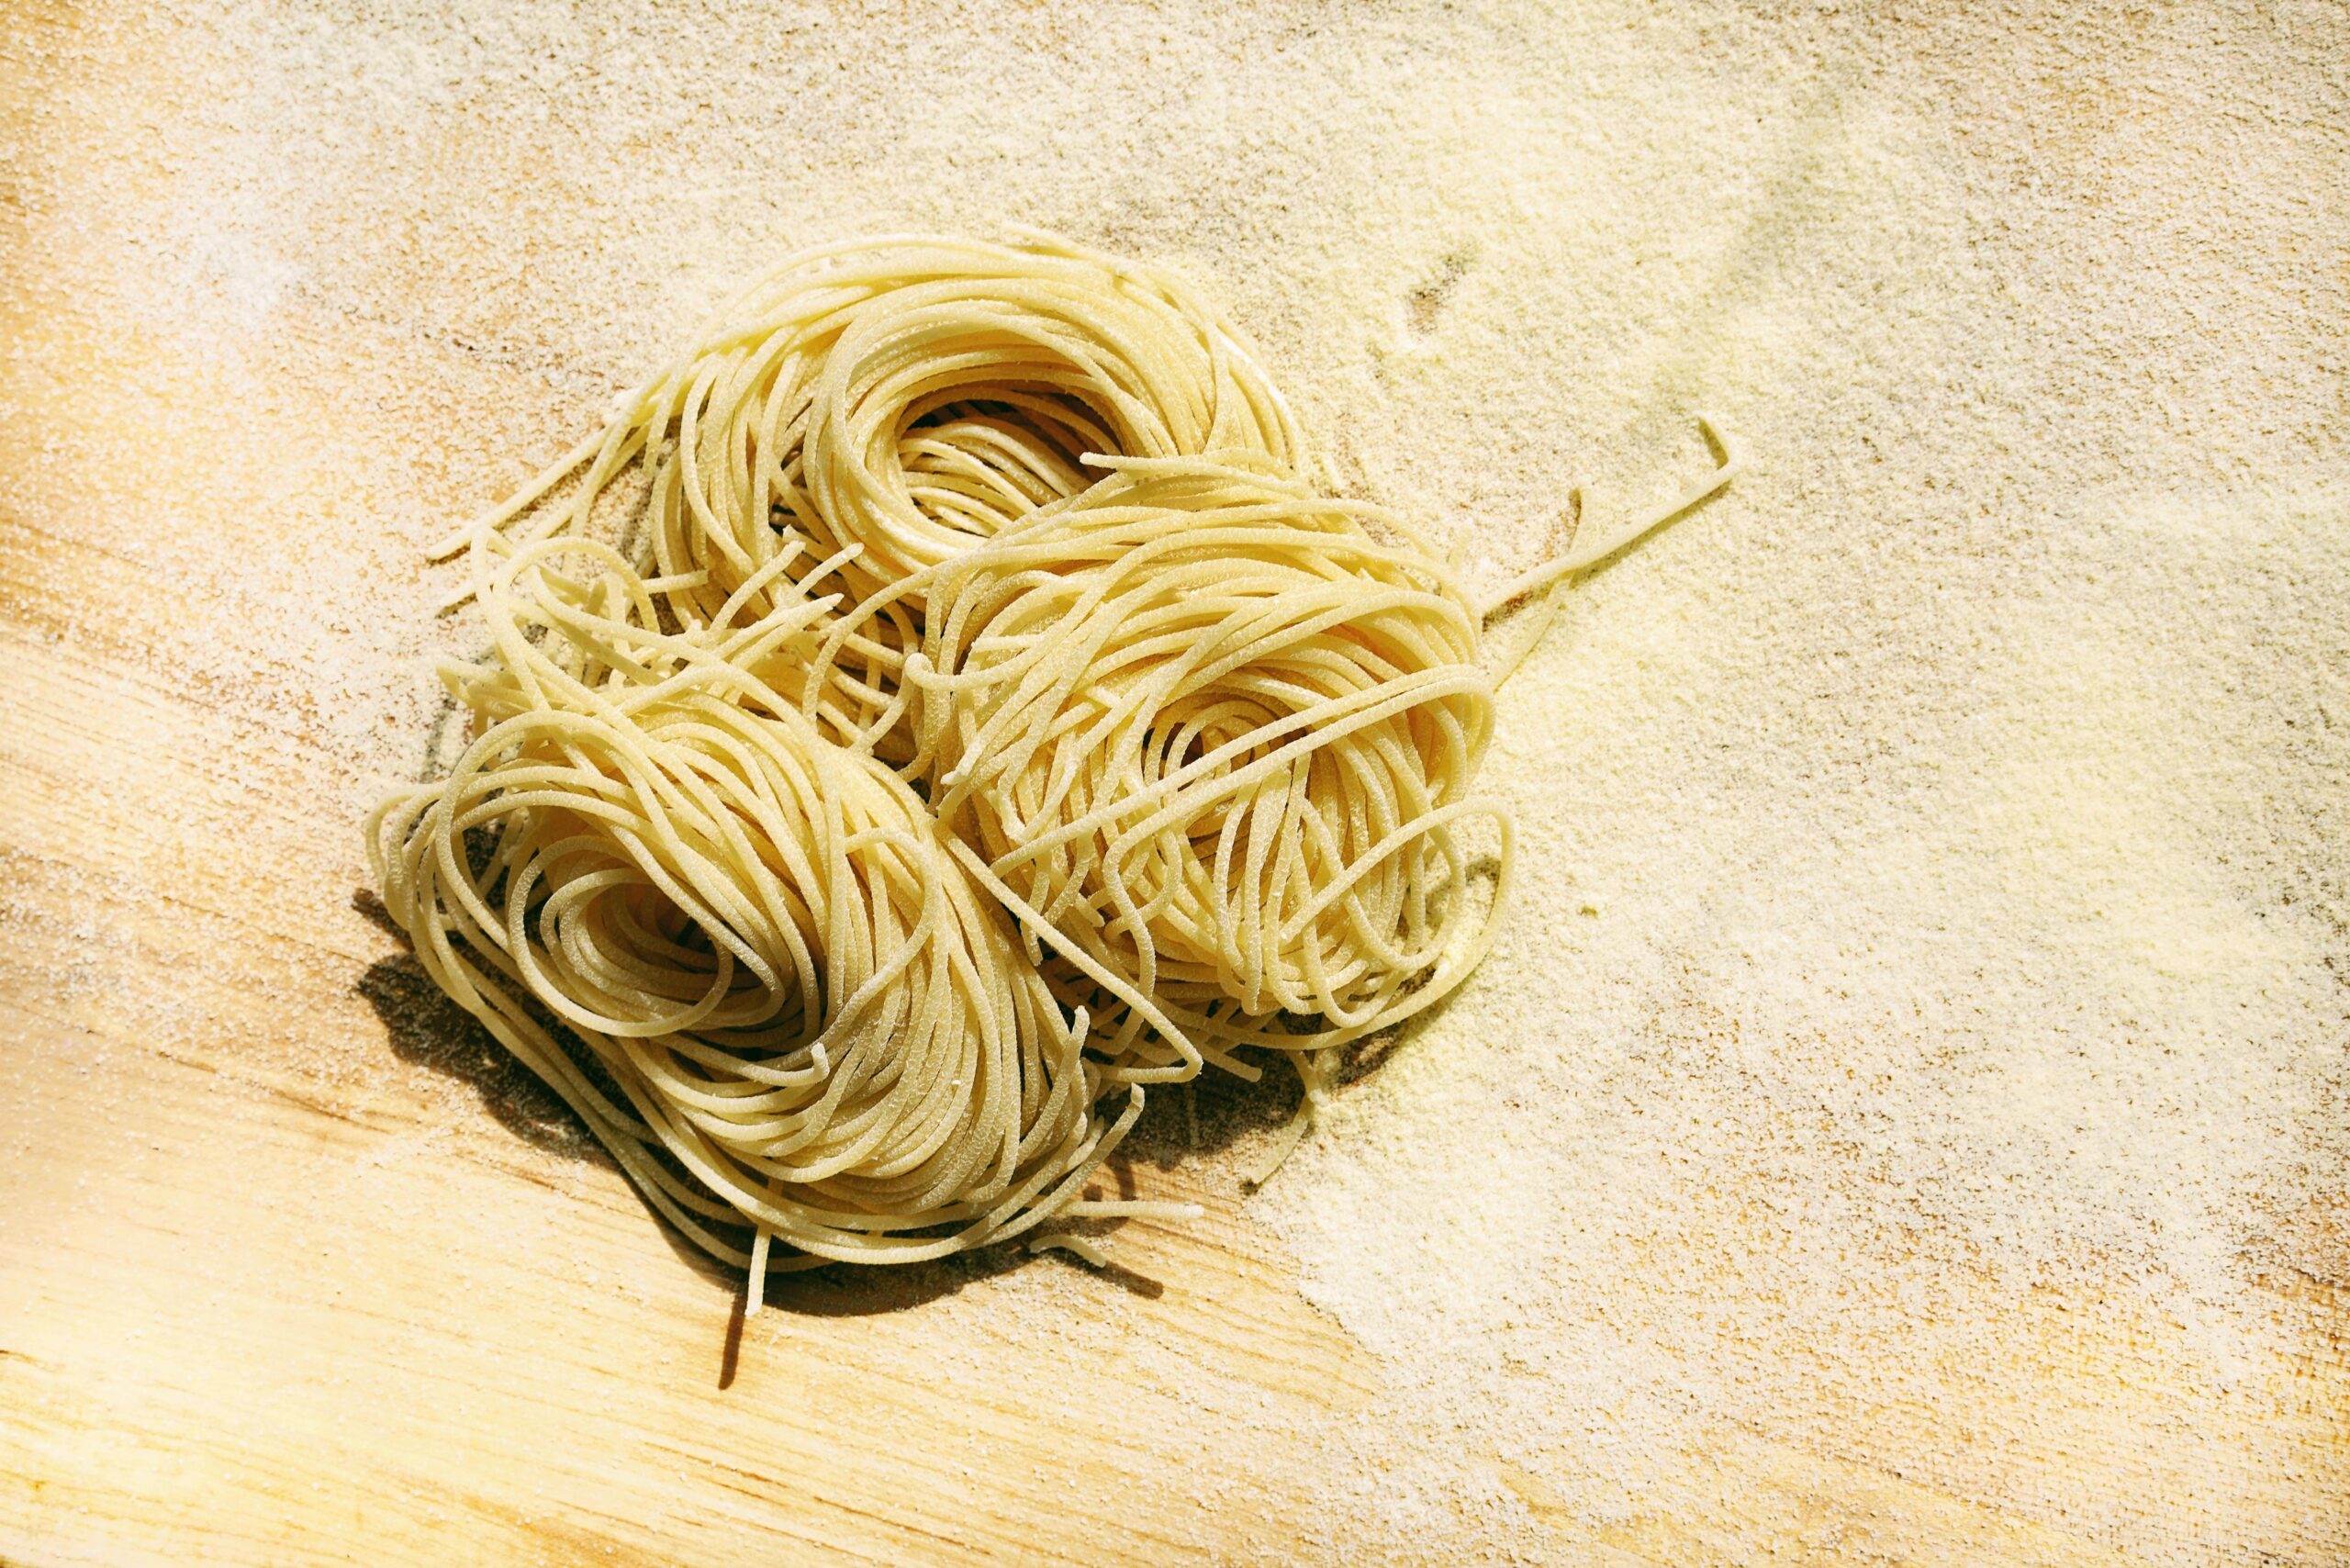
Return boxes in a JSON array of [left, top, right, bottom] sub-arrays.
[[2, 1, 2344, 1562]]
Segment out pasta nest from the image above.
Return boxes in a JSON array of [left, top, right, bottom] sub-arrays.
[[868, 455, 1505, 1080], [487, 234, 1303, 765], [371, 538, 1130, 1265]]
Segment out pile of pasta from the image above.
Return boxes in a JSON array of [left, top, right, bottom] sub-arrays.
[[369, 232, 1733, 1289]]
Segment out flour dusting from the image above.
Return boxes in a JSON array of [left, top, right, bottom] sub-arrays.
[[4, 0, 2344, 1562]]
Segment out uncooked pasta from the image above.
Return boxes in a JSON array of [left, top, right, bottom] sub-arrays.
[[377, 230, 1734, 1282]]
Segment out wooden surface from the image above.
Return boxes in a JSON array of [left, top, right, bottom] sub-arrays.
[[4, 1, 2348, 1563]]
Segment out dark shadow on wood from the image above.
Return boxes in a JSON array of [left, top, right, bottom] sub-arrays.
[[352, 890, 606, 1165]]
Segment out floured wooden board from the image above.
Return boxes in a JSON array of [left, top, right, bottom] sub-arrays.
[[2, 2, 2345, 1563]]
